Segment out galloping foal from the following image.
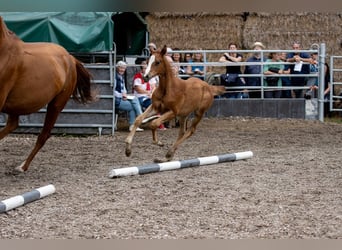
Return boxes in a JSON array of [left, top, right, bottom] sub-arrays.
[[125, 45, 226, 162], [0, 16, 95, 172]]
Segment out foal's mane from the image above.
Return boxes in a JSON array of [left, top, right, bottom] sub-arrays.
[[155, 45, 175, 79]]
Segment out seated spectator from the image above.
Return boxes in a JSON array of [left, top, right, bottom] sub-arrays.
[[263, 52, 288, 98], [219, 42, 246, 98], [182, 52, 193, 80], [115, 61, 144, 132], [133, 60, 167, 130], [133, 60, 152, 110], [186, 50, 205, 80], [171, 48, 186, 76], [147, 42, 157, 56]]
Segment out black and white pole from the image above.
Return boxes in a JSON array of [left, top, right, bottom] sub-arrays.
[[109, 151, 253, 178], [0, 184, 56, 213]]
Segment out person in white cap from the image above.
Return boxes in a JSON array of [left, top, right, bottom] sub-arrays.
[[244, 41, 266, 98], [114, 60, 144, 132], [147, 42, 157, 56]]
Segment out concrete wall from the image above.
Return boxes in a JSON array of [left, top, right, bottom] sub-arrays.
[[207, 99, 306, 119]]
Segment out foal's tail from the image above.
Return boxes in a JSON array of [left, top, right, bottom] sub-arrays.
[[210, 85, 226, 96], [73, 59, 97, 104]]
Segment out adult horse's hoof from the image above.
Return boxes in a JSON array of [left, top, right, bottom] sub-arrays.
[[153, 140, 164, 147], [14, 163, 25, 173]]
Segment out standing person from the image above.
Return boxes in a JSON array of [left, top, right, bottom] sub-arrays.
[[219, 42, 245, 98], [305, 52, 319, 99], [115, 61, 144, 132], [263, 52, 286, 98], [244, 42, 265, 98], [286, 41, 311, 98], [279, 52, 292, 98]]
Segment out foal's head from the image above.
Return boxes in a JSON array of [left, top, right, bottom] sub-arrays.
[[144, 45, 171, 79]]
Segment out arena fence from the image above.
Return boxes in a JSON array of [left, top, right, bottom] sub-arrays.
[[1, 43, 338, 135], [330, 55, 342, 113]]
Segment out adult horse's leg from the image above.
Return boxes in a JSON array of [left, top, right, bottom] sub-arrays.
[[16, 100, 67, 172], [165, 111, 205, 161], [125, 105, 156, 157], [0, 115, 19, 139]]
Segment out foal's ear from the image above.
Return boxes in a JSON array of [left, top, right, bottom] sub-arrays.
[[161, 45, 167, 56]]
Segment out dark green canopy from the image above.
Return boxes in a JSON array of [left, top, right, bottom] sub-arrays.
[[0, 12, 114, 52]]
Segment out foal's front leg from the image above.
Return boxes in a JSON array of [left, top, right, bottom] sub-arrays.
[[125, 106, 155, 157], [150, 110, 175, 146]]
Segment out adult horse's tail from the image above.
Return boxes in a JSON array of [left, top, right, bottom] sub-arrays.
[[73, 59, 96, 104], [210, 85, 226, 96]]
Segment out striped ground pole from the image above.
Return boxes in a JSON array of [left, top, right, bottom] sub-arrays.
[[109, 151, 253, 178], [0, 184, 56, 213]]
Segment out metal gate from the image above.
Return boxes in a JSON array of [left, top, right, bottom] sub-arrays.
[[329, 56, 342, 112]]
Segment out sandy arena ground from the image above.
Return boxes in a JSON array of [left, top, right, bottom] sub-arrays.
[[0, 117, 341, 239]]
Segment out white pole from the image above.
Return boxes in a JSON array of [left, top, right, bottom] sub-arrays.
[[0, 184, 56, 213], [109, 151, 253, 178]]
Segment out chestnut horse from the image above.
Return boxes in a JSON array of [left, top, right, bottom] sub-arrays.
[[0, 17, 95, 172], [125, 45, 226, 162]]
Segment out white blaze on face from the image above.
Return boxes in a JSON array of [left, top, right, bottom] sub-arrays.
[[144, 55, 155, 77]]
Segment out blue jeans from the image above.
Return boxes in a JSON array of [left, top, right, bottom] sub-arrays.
[[138, 96, 152, 110], [117, 97, 143, 125]]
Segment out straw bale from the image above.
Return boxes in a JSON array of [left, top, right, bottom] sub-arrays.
[[145, 13, 245, 73], [243, 12, 342, 56], [145, 12, 342, 79]]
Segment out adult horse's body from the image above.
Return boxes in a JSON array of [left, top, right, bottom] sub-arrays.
[[0, 17, 95, 172], [125, 45, 226, 162]]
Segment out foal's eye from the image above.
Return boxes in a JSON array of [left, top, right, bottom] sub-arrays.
[[154, 61, 160, 66]]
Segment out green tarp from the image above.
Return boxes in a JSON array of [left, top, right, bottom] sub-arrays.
[[0, 12, 114, 52]]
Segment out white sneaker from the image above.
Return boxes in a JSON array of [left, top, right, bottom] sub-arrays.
[[129, 125, 144, 132]]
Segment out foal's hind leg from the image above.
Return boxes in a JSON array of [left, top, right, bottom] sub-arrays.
[[16, 102, 65, 172], [165, 112, 204, 161]]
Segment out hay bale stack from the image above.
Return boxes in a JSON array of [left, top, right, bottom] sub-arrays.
[[145, 12, 244, 70], [146, 12, 342, 56], [243, 12, 342, 55], [145, 12, 342, 80]]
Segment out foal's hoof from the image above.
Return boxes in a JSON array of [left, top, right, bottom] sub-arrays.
[[125, 148, 131, 157], [153, 158, 165, 163], [165, 151, 174, 161]]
